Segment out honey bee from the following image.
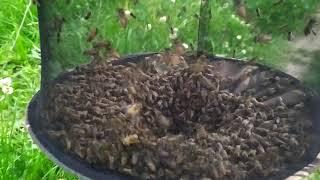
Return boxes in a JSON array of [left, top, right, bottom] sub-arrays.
[[121, 153, 128, 166], [109, 48, 121, 59], [64, 137, 72, 150], [172, 39, 186, 56], [52, 16, 66, 43], [178, 6, 187, 17], [272, 0, 284, 7], [288, 31, 294, 41], [131, 152, 139, 165], [92, 41, 111, 49], [157, 114, 172, 129], [294, 102, 304, 109], [254, 160, 263, 170], [86, 27, 98, 42], [32, 0, 40, 6], [145, 157, 156, 172], [92, 40, 120, 60], [304, 18, 317, 36], [84, 11, 92, 20], [218, 161, 227, 175], [122, 168, 133, 175], [161, 39, 188, 67], [132, 0, 139, 5], [126, 103, 142, 117], [257, 144, 265, 154], [233, 0, 247, 20], [122, 134, 140, 146], [189, 54, 210, 73], [210, 167, 219, 179], [83, 48, 98, 57], [289, 137, 299, 146], [255, 34, 272, 43], [236, 5, 246, 20], [232, 49, 236, 58], [117, 8, 136, 28], [118, 9, 128, 28], [256, 8, 261, 17], [235, 145, 241, 157]]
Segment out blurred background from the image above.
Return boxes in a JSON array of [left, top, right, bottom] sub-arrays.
[[0, 0, 320, 179]]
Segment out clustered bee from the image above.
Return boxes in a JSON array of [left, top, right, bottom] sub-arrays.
[[43, 49, 313, 180]]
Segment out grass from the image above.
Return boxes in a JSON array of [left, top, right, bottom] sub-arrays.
[[40, 0, 294, 81], [0, 0, 75, 179], [309, 171, 320, 180], [0, 0, 319, 179]]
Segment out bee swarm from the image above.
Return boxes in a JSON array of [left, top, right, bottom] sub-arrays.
[[43, 54, 313, 180]]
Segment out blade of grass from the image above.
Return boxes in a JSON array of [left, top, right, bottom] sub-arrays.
[[11, 0, 32, 50]]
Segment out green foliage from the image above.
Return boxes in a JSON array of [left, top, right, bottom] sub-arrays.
[[308, 170, 320, 180], [43, 0, 320, 79], [246, 0, 320, 35], [41, 0, 201, 80]]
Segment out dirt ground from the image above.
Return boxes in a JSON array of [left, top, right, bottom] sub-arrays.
[[284, 10, 320, 92]]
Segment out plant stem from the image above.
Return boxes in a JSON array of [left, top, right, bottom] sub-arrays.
[[11, 0, 32, 51]]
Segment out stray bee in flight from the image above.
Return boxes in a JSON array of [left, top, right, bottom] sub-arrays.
[[255, 34, 272, 44], [288, 31, 294, 41], [256, 8, 261, 17], [233, 0, 247, 20], [32, 0, 40, 6], [304, 18, 317, 36], [117, 8, 136, 28], [84, 11, 92, 20], [87, 27, 98, 42]]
